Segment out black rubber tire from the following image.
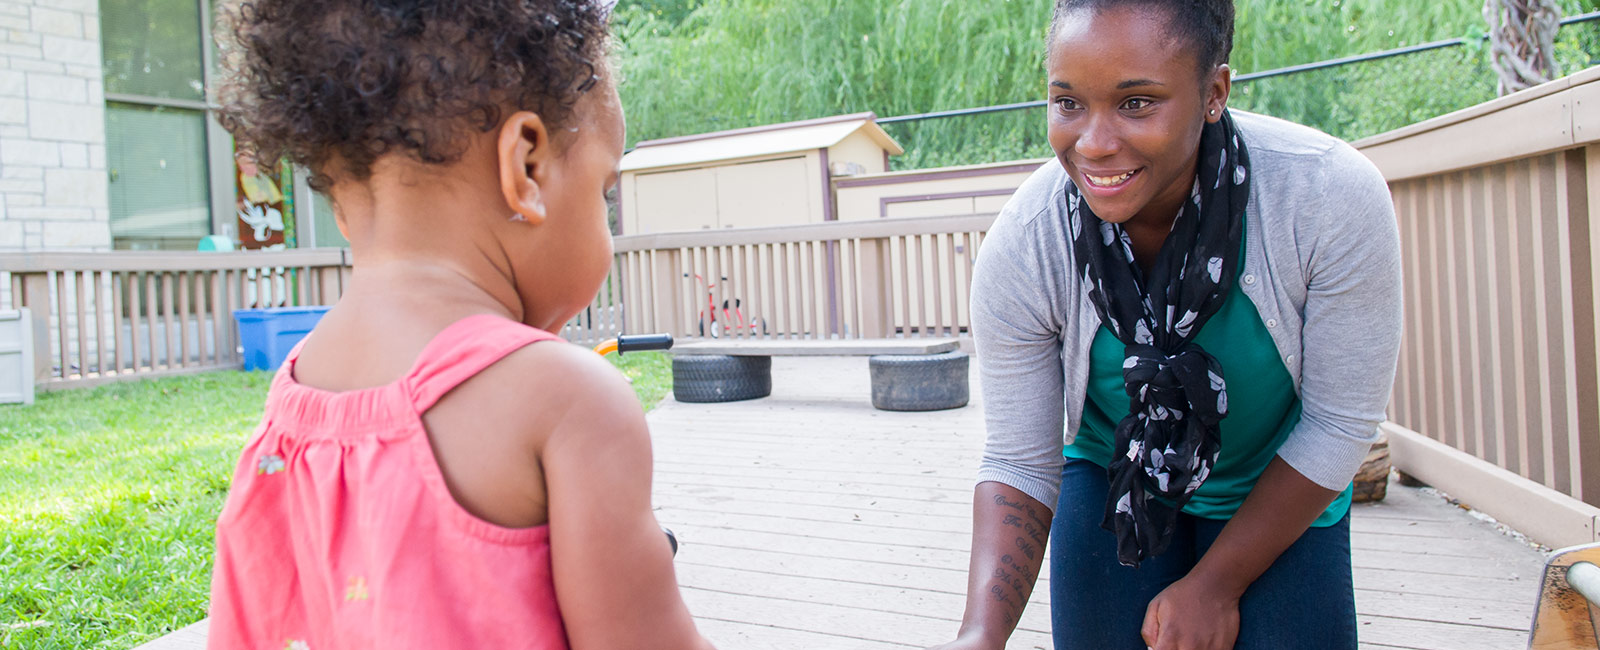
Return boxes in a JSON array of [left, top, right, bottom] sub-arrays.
[[673, 355, 772, 403], [869, 351, 970, 411]]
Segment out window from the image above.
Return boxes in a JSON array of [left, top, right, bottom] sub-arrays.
[[105, 103, 210, 250], [101, 0, 205, 101], [310, 191, 349, 248], [101, 0, 217, 250]]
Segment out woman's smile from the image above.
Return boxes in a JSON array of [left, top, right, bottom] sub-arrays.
[[1077, 166, 1144, 195]]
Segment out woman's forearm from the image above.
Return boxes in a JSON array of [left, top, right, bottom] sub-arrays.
[[950, 481, 1053, 648], [1185, 456, 1341, 597]]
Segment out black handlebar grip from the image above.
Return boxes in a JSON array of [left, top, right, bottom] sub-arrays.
[[663, 526, 679, 556], [616, 333, 674, 354]]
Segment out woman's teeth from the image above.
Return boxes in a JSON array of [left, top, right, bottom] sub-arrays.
[[1086, 170, 1136, 187]]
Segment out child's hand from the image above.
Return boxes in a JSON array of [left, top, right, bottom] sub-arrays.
[[539, 345, 715, 650]]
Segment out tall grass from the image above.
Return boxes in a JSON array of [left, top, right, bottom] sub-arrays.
[[614, 0, 1600, 168]]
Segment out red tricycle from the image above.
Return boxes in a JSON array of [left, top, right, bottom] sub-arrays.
[[684, 273, 766, 338]]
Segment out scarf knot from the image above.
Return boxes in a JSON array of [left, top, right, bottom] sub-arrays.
[[1122, 343, 1228, 428]]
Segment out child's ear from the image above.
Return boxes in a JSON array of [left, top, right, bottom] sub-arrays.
[[498, 111, 553, 225]]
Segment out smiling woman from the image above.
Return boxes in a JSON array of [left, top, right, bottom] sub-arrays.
[[931, 2, 1404, 650]]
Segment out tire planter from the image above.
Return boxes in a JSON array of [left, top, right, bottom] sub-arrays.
[[672, 355, 772, 403], [869, 351, 970, 412]]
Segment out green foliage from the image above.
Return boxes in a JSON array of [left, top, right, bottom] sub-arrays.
[[0, 358, 672, 647], [614, 0, 1600, 168], [614, 0, 1059, 168], [609, 351, 675, 408]]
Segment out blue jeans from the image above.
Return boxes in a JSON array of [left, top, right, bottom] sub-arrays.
[[1049, 458, 1356, 650]]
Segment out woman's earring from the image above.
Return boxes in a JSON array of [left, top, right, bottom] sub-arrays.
[[509, 213, 528, 223], [1210, 109, 1218, 116]]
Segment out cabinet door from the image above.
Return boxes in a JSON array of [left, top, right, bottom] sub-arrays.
[[715, 157, 811, 229], [634, 167, 719, 234]]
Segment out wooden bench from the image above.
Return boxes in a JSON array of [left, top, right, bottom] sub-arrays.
[[670, 338, 969, 411]]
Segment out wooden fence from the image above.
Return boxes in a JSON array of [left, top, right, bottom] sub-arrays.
[[0, 249, 350, 389], [1356, 64, 1600, 514], [604, 213, 992, 343], [0, 212, 993, 389]]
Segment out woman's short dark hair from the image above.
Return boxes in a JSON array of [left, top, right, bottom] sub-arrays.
[[1050, 0, 1235, 75], [215, 0, 609, 190]]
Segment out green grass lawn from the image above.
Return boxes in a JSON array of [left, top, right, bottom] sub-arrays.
[[0, 352, 672, 649]]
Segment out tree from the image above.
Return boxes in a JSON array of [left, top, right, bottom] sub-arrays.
[[1485, 0, 1563, 94]]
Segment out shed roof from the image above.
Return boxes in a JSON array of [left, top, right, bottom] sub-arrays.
[[620, 112, 905, 172]]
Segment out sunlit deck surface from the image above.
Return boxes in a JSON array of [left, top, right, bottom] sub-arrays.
[[137, 356, 1547, 650], [654, 356, 1547, 650]]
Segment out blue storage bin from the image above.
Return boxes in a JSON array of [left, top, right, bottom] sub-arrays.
[[235, 306, 332, 371]]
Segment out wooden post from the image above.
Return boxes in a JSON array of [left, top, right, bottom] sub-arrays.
[[650, 249, 683, 337], [856, 237, 893, 339], [1580, 144, 1600, 505], [19, 273, 51, 383]]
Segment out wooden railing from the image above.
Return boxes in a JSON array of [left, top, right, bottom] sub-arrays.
[[603, 213, 993, 343], [0, 212, 994, 388], [0, 250, 350, 389], [1355, 65, 1600, 516]]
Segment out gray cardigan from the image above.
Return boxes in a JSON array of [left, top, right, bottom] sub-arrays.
[[970, 110, 1403, 510]]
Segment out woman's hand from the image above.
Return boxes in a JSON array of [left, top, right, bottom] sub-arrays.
[[1140, 574, 1241, 650]]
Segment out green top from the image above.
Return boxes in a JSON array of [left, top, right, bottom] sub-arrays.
[[1067, 230, 1352, 526]]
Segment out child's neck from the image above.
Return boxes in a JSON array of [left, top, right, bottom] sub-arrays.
[[330, 158, 536, 327]]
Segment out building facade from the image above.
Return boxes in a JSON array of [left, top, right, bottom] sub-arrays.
[[0, 0, 339, 253]]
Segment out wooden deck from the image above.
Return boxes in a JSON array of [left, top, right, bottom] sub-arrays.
[[135, 356, 1548, 650], [653, 356, 1548, 650]]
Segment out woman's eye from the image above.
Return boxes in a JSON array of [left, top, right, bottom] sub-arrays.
[[1056, 97, 1081, 112], [1122, 98, 1152, 111]]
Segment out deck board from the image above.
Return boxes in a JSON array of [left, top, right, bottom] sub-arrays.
[[672, 338, 960, 356]]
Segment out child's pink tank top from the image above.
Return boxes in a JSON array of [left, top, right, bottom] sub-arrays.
[[207, 314, 568, 650]]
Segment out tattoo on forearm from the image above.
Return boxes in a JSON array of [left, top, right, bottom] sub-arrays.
[[1024, 522, 1047, 546], [989, 584, 1015, 607], [979, 492, 1053, 633], [1015, 537, 1038, 560], [1001, 553, 1035, 583], [992, 567, 1028, 600]]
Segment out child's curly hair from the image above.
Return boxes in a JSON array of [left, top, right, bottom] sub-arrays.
[[215, 0, 609, 191]]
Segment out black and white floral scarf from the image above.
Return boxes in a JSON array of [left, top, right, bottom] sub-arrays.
[[1064, 111, 1252, 568]]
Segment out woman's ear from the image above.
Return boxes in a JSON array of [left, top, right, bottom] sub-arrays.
[[1205, 64, 1233, 124], [498, 111, 554, 225]]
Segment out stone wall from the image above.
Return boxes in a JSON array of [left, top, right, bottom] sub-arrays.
[[0, 0, 110, 252]]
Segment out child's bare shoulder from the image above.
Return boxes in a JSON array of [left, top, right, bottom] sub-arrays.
[[468, 340, 650, 445]]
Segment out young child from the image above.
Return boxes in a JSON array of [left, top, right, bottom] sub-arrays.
[[204, 1, 715, 648]]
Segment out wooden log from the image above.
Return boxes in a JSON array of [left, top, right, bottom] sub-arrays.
[[1353, 430, 1393, 503]]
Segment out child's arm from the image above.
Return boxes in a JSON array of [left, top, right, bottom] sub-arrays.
[[539, 346, 715, 650]]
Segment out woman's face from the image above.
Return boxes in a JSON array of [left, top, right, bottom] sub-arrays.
[[1046, 6, 1229, 227]]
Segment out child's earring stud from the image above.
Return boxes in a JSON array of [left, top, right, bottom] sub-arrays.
[[509, 213, 528, 223]]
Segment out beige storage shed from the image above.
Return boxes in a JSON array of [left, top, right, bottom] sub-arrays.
[[618, 113, 904, 235], [832, 158, 1051, 221]]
